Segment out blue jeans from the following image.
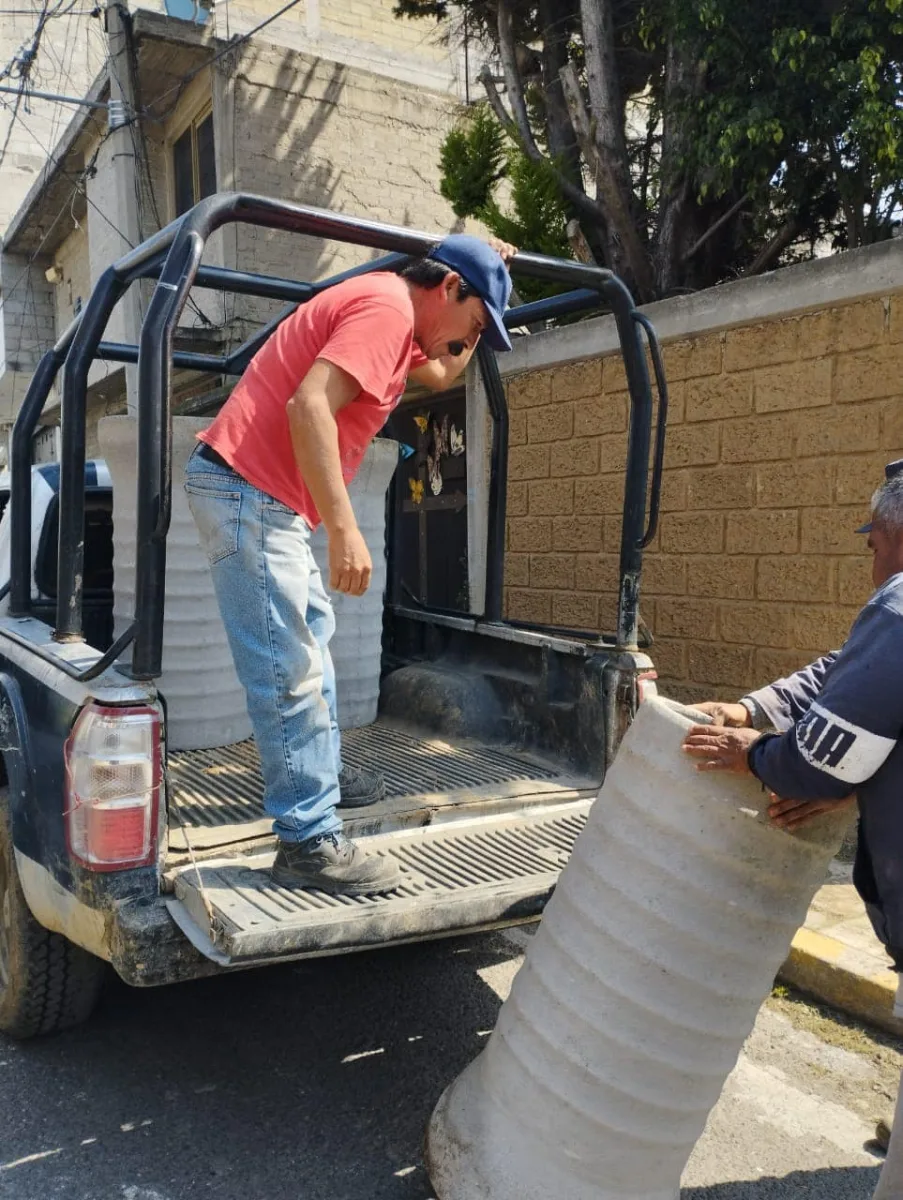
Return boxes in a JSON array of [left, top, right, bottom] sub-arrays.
[[184, 451, 343, 844]]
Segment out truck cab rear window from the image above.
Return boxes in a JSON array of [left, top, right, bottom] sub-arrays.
[[35, 491, 114, 599]]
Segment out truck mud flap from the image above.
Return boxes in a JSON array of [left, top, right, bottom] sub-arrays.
[[165, 801, 591, 965]]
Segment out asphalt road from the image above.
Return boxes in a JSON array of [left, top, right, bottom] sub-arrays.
[[0, 929, 894, 1200]]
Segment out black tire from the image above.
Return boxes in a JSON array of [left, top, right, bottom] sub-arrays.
[[0, 788, 106, 1038]]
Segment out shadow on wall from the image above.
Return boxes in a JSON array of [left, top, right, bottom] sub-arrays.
[[684, 1166, 880, 1198], [229, 44, 468, 337], [232, 53, 349, 333]]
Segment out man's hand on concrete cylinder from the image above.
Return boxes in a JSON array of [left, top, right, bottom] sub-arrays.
[[766, 792, 855, 831], [692, 701, 753, 728], [682, 725, 761, 775]]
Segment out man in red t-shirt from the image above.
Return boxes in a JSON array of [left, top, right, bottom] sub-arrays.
[[185, 236, 515, 895]]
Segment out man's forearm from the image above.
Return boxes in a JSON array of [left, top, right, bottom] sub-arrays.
[[743, 650, 842, 731], [287, 392, 356, 533], [409, 344, 476, 392]]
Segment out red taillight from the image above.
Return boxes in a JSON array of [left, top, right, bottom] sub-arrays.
[[64, 703, 161, 872], [637, 669, 658, 704]]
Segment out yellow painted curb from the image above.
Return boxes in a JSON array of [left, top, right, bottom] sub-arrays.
[[779, 928, 903, 1036]]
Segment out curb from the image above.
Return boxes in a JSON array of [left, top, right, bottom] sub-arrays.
[[779, 927, 903, 1038]]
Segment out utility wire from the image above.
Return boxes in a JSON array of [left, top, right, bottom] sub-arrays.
[[0, 123, 114, 324], [150, 0, 305, 119], [0, 3, 94, 11], [0, 0, 81, 169]]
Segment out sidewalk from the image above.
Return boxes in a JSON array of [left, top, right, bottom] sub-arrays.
[[780, 858, 903, 1036]]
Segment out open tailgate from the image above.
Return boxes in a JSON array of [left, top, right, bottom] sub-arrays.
[[165, 801, 590, 965]]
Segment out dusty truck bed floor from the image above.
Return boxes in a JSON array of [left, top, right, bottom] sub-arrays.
[[166, 720, 599, 855], [165, 803, 591, 963]]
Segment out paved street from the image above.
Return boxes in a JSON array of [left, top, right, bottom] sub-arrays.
[[0, 929, 894, 1200]]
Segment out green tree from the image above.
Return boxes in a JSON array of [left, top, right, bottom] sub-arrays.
[[396, 0, 903, 300]]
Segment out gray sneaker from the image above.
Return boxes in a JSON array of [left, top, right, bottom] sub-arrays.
[[271, 832, 401, 896], [337, 764, 386, 808]]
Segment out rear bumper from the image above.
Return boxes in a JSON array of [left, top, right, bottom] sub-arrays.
[[91, 800, 592, 987], [108, 889, 548, 987], [109, 896, 226, 986]]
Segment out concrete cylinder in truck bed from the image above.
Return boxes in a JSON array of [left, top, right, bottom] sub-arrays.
[[99, 415, 253, 751], [426, 695, 850, 1200], [310, 437, 399, 730], [101, 417, 399, 746]]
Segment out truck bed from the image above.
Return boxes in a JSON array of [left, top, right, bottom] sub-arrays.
[[164, 720, 598, 965], [166, 720, 597, 852]]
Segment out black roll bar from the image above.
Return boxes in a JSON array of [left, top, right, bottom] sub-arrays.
[[475, 341, 509, 623], [8, 191, 663, 684]]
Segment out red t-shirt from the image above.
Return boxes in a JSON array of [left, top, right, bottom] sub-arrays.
[[200, 272, 428, 528]]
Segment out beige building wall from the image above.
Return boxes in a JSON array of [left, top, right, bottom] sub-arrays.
[[0, 4, 105, 234], [497, 241, 903, 706], [52, 221, 91, 334], [206, 0, 461, 92], [226, 41, 469, 333]]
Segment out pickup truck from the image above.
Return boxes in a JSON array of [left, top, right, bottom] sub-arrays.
[[0, 195, 666, 1037]]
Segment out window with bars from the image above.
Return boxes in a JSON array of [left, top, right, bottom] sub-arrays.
[[172, 106, 216, 218]]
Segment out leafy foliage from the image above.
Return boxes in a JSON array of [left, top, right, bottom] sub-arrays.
[[396, 0, 903, 297], [439, 104, 506, 220], [440, 106, 571, 302]]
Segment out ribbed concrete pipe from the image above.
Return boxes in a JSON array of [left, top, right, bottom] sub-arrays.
[[873, 1062, 903, 1197], [309, 438, 398, 730], [98, 416, 252, 751], [426, 696, 850, 1200]]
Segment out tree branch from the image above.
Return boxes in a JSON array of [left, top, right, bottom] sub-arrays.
[[566, 218, 598, 264], [496, 0, 540, 158], [829, 139, 861, 248], [578, 0, 628, 160], [478, 64, 516, 134], [682, 193, 750, 262], [743, 219, 800, 277], [538, 0, 581, 175], [655, 36, 708, 293], [478, 63, 612, 232], [559, 62, 655, 298]]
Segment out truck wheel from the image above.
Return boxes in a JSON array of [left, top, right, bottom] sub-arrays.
[[0, 790, 105, 1038]]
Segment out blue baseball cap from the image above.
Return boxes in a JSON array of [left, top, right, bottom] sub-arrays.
[[428, 235, 513, 352], [857, 458, 903, 533]]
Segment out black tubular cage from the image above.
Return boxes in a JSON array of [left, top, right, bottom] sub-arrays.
[[7, 193, 669, 683]]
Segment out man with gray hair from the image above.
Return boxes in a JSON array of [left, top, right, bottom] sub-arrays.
[[681, 457, 903, 1193]]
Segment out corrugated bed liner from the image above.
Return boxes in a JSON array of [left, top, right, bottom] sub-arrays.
[[167, 722, 596, 851]]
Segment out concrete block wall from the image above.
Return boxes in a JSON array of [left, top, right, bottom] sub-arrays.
[[51, 221, 91, 333], [230, 43, 470, 331], [218, 0, 460, 94], [0, 251, 55, 419], [501, 270, 903, 706]]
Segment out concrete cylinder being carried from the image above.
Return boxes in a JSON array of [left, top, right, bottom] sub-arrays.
[[309, 437, 399, 730], [99, 415, 252, 751], [427, 695, 850, 1200]]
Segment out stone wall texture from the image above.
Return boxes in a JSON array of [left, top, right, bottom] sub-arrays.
[[502, 291, 903, 705]]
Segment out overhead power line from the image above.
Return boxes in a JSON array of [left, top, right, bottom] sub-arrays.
[[150, 0, 305, 117], [0, 81, 109, 108]]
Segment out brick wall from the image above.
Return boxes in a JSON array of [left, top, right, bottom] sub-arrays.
[[503, 292, 903, 705]]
